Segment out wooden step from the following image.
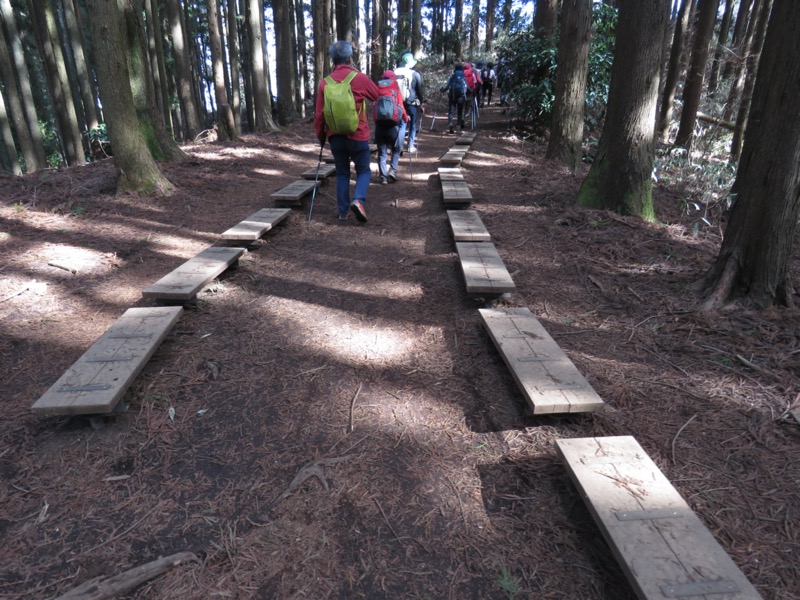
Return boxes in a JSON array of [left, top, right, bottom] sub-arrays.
[[301, 164, 336, 180], [438, 167, 465, 182], [478, 307, 605, 414], [142, 246, 245, 302], [220, 208, 291, 242], [455, 242, 515, 296], [555, 436, 762, 600], [454, 132, 477, 145], [441, 181, 473, 206], [439, 149, 467, 166], [447, 210, 490, 242], [271, 180, 317, 206], [31, 307, 183, 415]]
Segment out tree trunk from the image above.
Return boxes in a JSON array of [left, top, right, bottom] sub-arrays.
[[501, 0, 511, 30], [370, 0, 383, 81], [707, 0, 734, 96], [207, 0, 235, 139], [701, 0, 800, 309], [246, 0, 277, 131], [0, 88, 21, 174], [546, 0, 591, 173], [29, 0, 85, 166], [722, 0, 759, 123], [468, 0, 480, 51], [411, 0, 421, 55], [576, 0, 670, 221], [312, 0, 327, 95], [54, 0, 88, 137], [85, 0, 174, 195], [396, 0, 410, 50], [0, 19, 39, 172], [0, 0, 46, 170], [721, 0, 752, 83], [534, 0, 558, 37], [484, 0, 495, 51], [273, 0, 297, 125], [453, 0, 463, 59], [227, 0, 242, 133], [145, 0, 172, 133], [656, 0, 692, 142], [293, 0, 308, 116], [62, 0, 98, 131], [730, 0, 771, 162], [166, 0, 202, 139], [674, 0, 720, 150], [335, 0, 352, 42]]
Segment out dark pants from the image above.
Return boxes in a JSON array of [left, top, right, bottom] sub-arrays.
[[447, 97, 464, 129], [482, 82, 494, 106], [328, 135, 371, 216], [405, 104, 419, 149]]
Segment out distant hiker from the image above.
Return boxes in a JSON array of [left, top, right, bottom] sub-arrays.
[[373, 70, 409, 184], [481, 62, 496, 107], [315, 40, 379, 223], [394, 52, 425, 153], [440, 63, 468, 134]]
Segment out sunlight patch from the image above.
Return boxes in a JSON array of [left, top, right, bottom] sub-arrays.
[[264, 298, 415, 364], [253, 167, 287, 177]]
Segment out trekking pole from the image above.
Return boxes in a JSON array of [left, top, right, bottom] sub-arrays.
[[307, 140, 325, 224]]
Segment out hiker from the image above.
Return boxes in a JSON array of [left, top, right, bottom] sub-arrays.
[[314, 40, 379, 223], [475, 61, 485, 107], [439, 63, 468, 134], [480, 61, 496, 107], [394, 52, 425, 153], [373, 70, 409, 184]]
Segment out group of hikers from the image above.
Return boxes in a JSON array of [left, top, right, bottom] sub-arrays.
[[313, 40, 508, 224]]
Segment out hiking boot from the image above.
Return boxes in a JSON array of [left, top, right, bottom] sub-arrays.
[[337, 212, 348, 221], [408, 145, 417, 153], [449, 125, 454, 134], [350, 199, 367, 222], [380, 176, 388, 185], [388, 170, 397, 183]]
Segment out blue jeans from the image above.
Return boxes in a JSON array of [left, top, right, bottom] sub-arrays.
[[375, 121, 406, 177], [406, 104, 419, 148], [328, 136, 371, 215]]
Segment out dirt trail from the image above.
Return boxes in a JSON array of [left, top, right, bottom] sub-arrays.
[[0, 106, 797, 599]]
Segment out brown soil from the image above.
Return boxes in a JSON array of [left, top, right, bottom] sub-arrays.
[[1, 106, 798, 600]]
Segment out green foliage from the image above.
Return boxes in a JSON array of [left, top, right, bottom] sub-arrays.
[[40, 120, 63, 168], [85, 124, 111, 159], [496, 4, 617, 127], [497, 566, 521, 599]]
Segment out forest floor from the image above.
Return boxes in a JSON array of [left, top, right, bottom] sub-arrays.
[[0, 103, 799, 600]]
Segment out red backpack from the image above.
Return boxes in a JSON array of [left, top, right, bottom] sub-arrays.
[[374, 79, 402, 125]]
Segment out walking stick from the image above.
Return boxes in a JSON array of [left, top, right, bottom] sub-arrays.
[[307, 141, 325, 224]]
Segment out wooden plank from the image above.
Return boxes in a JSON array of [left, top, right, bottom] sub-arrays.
[[447, 210, 490, 242], [478, 308, 605, 414], [438, 167, 465, 182], [31, 307, 183, 415], [301, 164, 336, 180], [454, 132, 477, 145], [220, 208, 291, 241], [442, 181, 473, 205], [142, 246, 245, 302], [555, 436, 762, 600], [271, 180, 316, 206], [439, 149, 467, 166], [455, 242, 515, 296]]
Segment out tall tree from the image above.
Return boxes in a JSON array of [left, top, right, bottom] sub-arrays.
[[0, 87, 21, 174], [722, 0, 759, 123], [335, 0, 354, 42], [707, 0, 734, 96], [227, 0, 241, 133], [61, 0, 99, 131], [454, 0, 464, 59], [469, 0, 480, 51], [312, 0, 327, 92], [534, 0, 558, 37], [484, 0, 495, 51], [29, 0, 85, 166], [721, 0, 753, 83], [397, 0, 410, 50], [576, 0, 670, 220], [545, 0, 591, 173], [293, 0, 308, 116], [0, 0, 46, 170], [701, 0, 800, 309], [674, 0, 720, 149], [145, 0, 172, 133], [207, 0, 235, 138], [273, 0, 297, 125], [0, 19, 40, 172], [730, 0, 771, 161], [85, 0, 174, 195], [501, 0, 512, 31], [411, 0, 422, 55], [656, 0, 692, 142], [166, 0, 202, 139], [246, 0, 277, 131]]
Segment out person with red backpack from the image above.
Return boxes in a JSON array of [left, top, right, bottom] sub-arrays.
[[373, 70, 409, 184], [314, 40, 379, 223]]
